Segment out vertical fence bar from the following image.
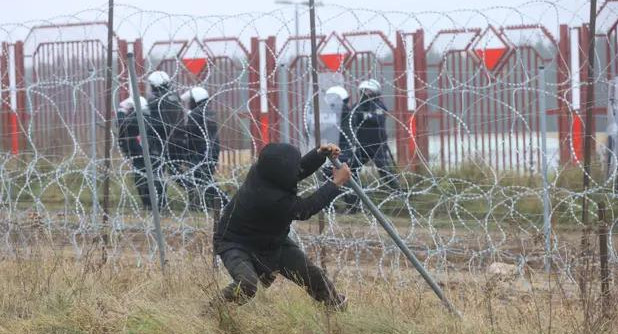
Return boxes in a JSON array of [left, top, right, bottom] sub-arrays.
[[249, 37, 264, 154], [394, 31, 408, 165], [89, 69, 98, 227], [266, 36, 279, 143], [102, 0, 114, 227], [0, 42, 9, 152], [14, 41, 25, 153], [413, 29, 428, 171], [539, 66, 552, 272], [279, 63, 291, 144], [597, 202, 611, 321], [557, 25, 571, 165]]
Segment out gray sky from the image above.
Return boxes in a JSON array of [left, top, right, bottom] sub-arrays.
[[0, 0, 612, 63], [0, 0, 593, 28]]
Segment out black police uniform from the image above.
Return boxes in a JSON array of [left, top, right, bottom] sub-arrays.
[[117, 109, 150, 209], [147, 85, 187, 208], [342, 95, 400, 209], [185, 98, 227, 210]]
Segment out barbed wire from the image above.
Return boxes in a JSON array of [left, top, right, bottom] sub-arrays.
[[0, 0, 616, 284]]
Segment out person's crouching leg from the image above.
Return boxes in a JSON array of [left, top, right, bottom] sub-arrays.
[[279, 242, 347, 311], [219, 248, 260, 304]]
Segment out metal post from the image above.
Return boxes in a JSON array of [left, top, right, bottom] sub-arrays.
[[608, 77, 618, 188], [581, 0, 597, 227], [308, 0, 327, 266], [308, 0, 321, 148], [295, 3, 300, 55], [538, 66, 552, 272], [102, 0, 114, 226], [597, 203, 610, 320], [280, 64, 291, 144], [89, 69, 98, 228], [330, 157, 461, 317], [127, 52, 166, 273]]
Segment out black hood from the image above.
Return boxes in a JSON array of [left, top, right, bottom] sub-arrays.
[[256, 143, 301, 192]]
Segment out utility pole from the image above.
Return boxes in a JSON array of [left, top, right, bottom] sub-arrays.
[[102, 0, 114, 228]]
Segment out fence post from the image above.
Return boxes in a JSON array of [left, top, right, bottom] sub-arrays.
[[597, 202, 610, 320], [578, 25, 593, 162], [14, 41, 26, 153], [88, 69, 99, 228], [539, 66, 552, 272], [557, 24, 571, 165], [412, 29, 429, 171], [266, 36, 279, 143], [279, 63, 291, 144], [0, 42, 9, 152], [394, 31, 410, 167], [249, 37, 266, 155]]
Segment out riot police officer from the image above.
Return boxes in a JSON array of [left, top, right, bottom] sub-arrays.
[[117, 96, 152, 210], [180, 87, 228, 210], [344, 79, 400, 211], [146, 70, 187, 209]]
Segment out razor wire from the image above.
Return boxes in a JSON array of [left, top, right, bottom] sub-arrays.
[[0, 0, 617, 283]]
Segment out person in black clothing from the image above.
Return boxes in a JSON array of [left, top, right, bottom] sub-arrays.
[[344, 79, 400, 211], [180, 87, 227, 210], [213, 143, 351, 309], [146, 70, 187, 209], [117, 96, 151, 210]]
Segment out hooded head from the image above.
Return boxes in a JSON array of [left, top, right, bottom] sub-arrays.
[[256, 143, 301, 192]]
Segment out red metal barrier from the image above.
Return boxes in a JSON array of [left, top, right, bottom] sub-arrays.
[[18, 22, 117, 158], [423, 25, 564, 171], [395, 29, 429, 170], [4, 12, 617, 170], [202, 37, 253, 165]]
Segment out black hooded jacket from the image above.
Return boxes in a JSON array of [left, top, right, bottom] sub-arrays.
[[214, 143, 340, 252], [186, 99, 220, 162]]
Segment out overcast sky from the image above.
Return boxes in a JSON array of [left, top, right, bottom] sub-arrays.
[[0, 0, 613, 63], [0, 0, 595, 28]]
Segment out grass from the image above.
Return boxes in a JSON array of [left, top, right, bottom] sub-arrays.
[[1, 155, 616, 333], [0, 246, 615, 334]]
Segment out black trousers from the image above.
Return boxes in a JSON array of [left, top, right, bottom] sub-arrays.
[[219, 241, 343, 306]]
